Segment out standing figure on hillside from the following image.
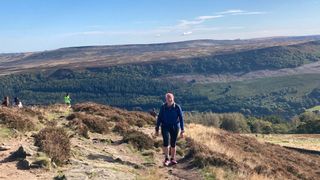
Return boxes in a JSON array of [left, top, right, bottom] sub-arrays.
[[155, 92, 185, 166], [1, 96, 9, 107], [14, 97, 23, 108], [149, 108, 157, 118], [64, 93, 71, 108]]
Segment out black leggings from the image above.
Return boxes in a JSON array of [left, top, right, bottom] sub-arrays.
[[161, 125, 179, 147]]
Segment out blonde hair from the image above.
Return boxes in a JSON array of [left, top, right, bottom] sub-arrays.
[[165, 93, 174, 101]]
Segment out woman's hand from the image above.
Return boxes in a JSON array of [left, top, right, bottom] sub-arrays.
[[155, 130, 159, 137], [180, 131, 185, 138]]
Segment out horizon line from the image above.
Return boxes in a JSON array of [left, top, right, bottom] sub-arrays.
[[1, 34, 320, 54]]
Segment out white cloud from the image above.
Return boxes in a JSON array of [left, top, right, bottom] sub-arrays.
[[218, 9, 266, 16], [196, 15, 224, 20], [178, 20, 204, 27], [61, 9, 265, 40], [231, 11, 266, 15], [176, 15, 223, 29], [219, 9, 245, 14], [175, 9, 265, 31], [182, 31, 193, 36]]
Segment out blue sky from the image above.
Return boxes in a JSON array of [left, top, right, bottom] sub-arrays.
[[0, 0, 320, 53]]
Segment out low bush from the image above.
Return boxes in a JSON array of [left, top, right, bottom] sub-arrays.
[[82, 116, 110, 134], [0, 108, 35, 131], [34, 127, 70, 165], [249, 118, 273, 134], [67, 112, 110, 134], [122, 130, 154, 151], [113, 120, 130, 135], [220, 113, 250, 133], [72, 103, 155, 128], [185, 112, 221, 127], [68, 119, 90, 138]]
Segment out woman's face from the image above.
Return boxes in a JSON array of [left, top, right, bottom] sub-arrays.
[[166, 94, 174, 105]]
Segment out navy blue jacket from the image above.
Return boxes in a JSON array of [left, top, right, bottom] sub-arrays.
[[156, 103, 184, 131]]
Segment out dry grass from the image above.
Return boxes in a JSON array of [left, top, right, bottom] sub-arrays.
[[184, 137, 244, 171], [122, 130, 155, 151], [187, 124, 235, 157], [73, 102, 155, 127], [136, 167, 166, 180], [27, 104, 70, 121], [67, 112, 110, 134], [67, 102, 156, 138], [80, 115, 110, 134], [201, 167, 269, 180], [186, 123, 320, 179], [68, 118, 90, 138], [0, 105, 70, 132], [0, 107, 36, 131], [247, 134, 320, 151], [34, 127, 71, 165], [113, 120, 130, 135]]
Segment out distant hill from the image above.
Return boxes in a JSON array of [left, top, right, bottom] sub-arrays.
[[1, 35, 320, 118], [1, 35, 320, 75]]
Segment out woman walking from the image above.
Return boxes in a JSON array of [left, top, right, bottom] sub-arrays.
[[155, 93, 185, 166]]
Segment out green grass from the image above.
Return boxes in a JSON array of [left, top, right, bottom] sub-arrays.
[[248, 134, 320, 151], [201, 167, 217, 180], [32, 152, 52, 170], [182, 73, 320, 117], [306, 105, 320, 112], [0, 126, 13, 142], [192, 74, 320, 99]]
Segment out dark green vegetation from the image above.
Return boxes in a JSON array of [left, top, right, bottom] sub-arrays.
[[190, 74, 320, 118], [0, 68, 319, 118], [294, 111, 320, 133], [0, 40, 320, 118]]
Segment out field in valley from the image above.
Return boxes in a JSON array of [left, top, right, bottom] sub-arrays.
[[247, 134, 320, 151]]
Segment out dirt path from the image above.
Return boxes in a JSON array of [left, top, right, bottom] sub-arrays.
[[0, 138, 55, 180], [0, 108, 202, 180], [153, 157, 203, 180], [141, 127, 203, 180]]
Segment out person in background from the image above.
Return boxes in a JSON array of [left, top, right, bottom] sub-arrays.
[[1, 96, 9, 107], [149, 108, 157, 118], [64, 93, 71, 107], [155, 92, 185, 166], [14, 97, 23, 108]]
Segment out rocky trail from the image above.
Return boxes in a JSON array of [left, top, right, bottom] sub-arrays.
[[0, 104, 203, 180], [2, 103, 320, 180]]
